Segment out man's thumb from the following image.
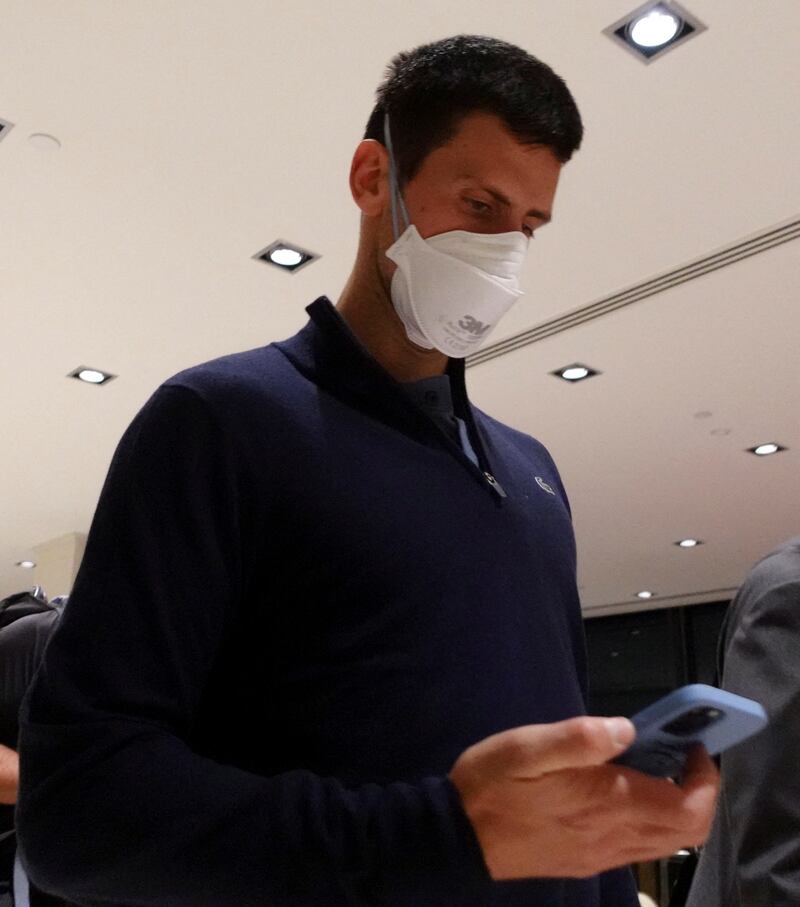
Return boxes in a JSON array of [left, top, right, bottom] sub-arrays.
[[497, 716, 636, 779]]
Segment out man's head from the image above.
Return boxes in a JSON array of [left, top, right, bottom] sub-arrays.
[[351, 35, 582, 250], [363, 34, 583, 193], [339, 36, 583, 375]]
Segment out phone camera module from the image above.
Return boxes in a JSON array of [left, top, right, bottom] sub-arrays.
[[662, 706, 724, 736]]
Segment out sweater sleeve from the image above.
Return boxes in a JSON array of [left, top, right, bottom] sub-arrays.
[[598, 866, 640, 906], [16, 385, 491, 906]]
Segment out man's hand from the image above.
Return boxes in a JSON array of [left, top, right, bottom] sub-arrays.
[[449, 716, 719, 880]]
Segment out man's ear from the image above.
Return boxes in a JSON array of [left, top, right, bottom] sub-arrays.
[[349, 139, 389, 218]]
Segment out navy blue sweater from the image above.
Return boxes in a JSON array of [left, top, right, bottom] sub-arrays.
[[18, 298, 638, 906]]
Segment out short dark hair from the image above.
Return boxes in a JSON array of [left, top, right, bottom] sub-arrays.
[[364, 35, 583, 189]]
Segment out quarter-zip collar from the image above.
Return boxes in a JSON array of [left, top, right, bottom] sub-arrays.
[[275, 297, 505, 499]]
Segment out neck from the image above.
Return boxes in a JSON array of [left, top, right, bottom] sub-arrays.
[[336, 256, 449, 384]]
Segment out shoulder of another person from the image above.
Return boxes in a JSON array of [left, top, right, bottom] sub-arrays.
[[0, 608, 60, 648], [0, 607, 58, 633], [740, 551, 800, 614], [723, 556, 800, 666]]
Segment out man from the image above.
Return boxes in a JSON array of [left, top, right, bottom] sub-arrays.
[[685, 537, 800, 906], [0, 591, 63, 907], [17, 35, 717, 906]]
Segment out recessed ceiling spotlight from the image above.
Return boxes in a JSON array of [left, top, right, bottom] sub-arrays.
[[603, 1, 707, 63], [68, 366, 116, 386], [631, 8, 680, 46], [552, 363, 600, 383], [16, 560, 36, 569], [748, 442, 786, 456], [675, 538, 703, 548], [0, 118, 14, 144], [254, 240, 319, 274], [636, 590, 655, 599]]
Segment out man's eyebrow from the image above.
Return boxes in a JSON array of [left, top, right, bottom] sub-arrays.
[[458, 177, 552, 224]]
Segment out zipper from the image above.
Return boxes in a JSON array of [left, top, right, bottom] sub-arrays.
[[455, 413, 506, 501], [483, 471, 507, 498]]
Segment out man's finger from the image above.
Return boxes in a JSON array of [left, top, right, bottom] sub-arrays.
[[494, 716, 636, 779], [680, 744, 719, 787], [677, 745, 720, 828]]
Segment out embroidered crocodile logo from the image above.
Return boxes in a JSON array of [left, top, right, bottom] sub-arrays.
[[535, 476, 555, 495]]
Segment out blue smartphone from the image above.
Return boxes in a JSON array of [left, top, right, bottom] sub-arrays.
[[612, 683, 768, 778]]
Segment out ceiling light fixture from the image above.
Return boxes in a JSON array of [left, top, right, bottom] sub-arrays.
[[630, 9, 680, 47], [676, 538, 703, 548], [748, 442, 786, 456], [552, 363, 600, 383], [16, 560, 36, 569], [636, 590, 654, 599], [603, 1, 707, 64], [254, 240, 319, 274], [68, 366, 116, 386]]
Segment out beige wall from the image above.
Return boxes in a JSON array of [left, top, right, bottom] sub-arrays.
[[30, 531, 87, 599]]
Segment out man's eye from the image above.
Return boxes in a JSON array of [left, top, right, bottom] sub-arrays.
[[466, 198, 491, 213]]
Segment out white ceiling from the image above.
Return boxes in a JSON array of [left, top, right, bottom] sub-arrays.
[[2, 0, 798, 614]]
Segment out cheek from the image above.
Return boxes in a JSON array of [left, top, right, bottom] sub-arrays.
[[409, 201, 434, 231], [403, 184, 452, 237], [414, 206, 467, 240]]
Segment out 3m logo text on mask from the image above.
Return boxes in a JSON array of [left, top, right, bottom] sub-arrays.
[[457, 315, 491, 337]]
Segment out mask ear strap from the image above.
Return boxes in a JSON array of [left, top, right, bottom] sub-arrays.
[[383, 112, 411, 241]]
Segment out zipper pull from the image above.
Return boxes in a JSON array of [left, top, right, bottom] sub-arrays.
[[483, 471, 507, 498]]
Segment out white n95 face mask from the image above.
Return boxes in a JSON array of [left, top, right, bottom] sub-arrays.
[[382, 113, 530, 358]]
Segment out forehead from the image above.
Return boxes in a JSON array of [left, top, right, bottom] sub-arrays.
[[419, 111, 562, 191]]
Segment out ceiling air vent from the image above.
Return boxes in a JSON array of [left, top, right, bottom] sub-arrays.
[[0, 118, 14, 144]]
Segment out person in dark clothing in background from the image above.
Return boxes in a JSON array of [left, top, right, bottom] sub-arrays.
[[685, 537, 800, 907], [0, 591, 63, 907], [17, 35, 718, 906]]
